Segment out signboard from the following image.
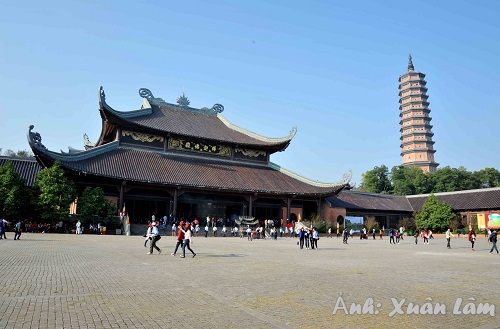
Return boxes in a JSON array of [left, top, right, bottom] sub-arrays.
[[477, 213, 500, 229]]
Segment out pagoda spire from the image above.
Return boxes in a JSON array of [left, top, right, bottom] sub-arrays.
[[408, 54, 414, 71]]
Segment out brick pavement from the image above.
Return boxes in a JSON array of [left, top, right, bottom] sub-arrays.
[[0, 232, 499, 329]]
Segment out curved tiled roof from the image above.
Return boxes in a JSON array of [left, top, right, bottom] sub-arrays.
[[326, 191, 413, 212], [407, 188, 500, 211], [0, 156, 42, 186], [327, 188, 500, 213], [48, 147, 344, 196], [27, 124, 345, 197], [99, 87, 296, 151]]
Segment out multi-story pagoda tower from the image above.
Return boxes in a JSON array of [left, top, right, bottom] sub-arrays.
[[398, 54, 439, 172]]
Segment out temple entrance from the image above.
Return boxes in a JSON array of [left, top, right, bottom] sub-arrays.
[[124, 197, 170, 224]]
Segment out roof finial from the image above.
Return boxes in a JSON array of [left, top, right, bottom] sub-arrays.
[[408, 54, 414, 71]]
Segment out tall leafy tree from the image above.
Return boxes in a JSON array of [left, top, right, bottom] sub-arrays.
[[33, 162, 76, 223], [428, 166, 480, 192], [473, 168, 500, 188], [391, 165, 431, 195], [415, 194, 455, 232], [78, 187, 116, 222], [360, 165, 393, 194], [0, 161, 32, 219]]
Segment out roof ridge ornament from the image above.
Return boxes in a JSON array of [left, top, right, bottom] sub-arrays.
[[139, 88, 154, 99], [99, 86, 106, 101], [176, 93, 190, 107], [28, 125, 47, 150], [139, 87, 224, 115]]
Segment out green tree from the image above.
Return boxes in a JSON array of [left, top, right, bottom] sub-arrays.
[[360, 165, 393, 194], [415, 194, 455, 232], [429, 166, 480, 192], [0, 161, 32, 219], [473, 167, 500, 188], [78, 187, 116, 222], [391, 165, 431, 195], [33, 162, 76, 223]]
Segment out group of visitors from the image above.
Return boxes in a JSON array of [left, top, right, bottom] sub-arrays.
[[144, 221, 196, 258], [296, 227, 319, 249], [140, 218, 499, 256], [0, 219, 22, 240], [74, 221, 102, 235], [0, 219, 70, 239]]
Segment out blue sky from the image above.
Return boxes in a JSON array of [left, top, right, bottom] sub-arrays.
[[1, 0, 499, 186]]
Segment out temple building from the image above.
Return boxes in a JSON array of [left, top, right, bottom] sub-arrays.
[[28, 87, 351, 225], [398, 55, 439, 172]]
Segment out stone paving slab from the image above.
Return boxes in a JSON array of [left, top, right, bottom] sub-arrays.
[[0, 233, 499, 329]]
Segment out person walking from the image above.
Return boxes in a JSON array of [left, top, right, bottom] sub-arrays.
[[181, 223, 196, 258], [312, 227, 319, 249], [171, 223, 177, 237], [298, 228, 305, 249], [144, 222, 153, 248], [489, 230, 498, 254], [468, 229, 476, 251], [389, 229, 395, 244], [171, 222, 185, 256], [413, 229, 419, 245], [372, 228, 376, 240], [204, 225, 209, 238], [422, 229, 429, 245], [246, 226, 252, 241], [304, 228, 310, 249], [147, 222, 161, 255], [76, 220, 82, 234], [446, 228, 454, 249], [342, 228, 349, 244], [13, 220, 22, 240]]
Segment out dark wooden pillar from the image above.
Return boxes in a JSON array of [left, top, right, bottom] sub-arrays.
[[173, 189, 178, 220], [119, 181, 125, 213], [249, 195, 253, 217], [287, 197, 291, 222], [316, 199, 321, 219]]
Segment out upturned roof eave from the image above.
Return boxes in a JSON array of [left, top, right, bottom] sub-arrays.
[[98, 86, 296, 151]]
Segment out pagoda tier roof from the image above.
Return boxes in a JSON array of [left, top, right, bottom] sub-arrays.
[[28, 126, 350, 197], [97, 87, 296, 152]]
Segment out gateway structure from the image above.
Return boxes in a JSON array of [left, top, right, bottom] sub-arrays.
[[28, 87, 351, 225]]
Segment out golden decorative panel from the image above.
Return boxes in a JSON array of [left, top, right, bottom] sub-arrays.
[[122, 131, 164, 143], [235, 147, 266, 158], [168, 138, 231, 157]]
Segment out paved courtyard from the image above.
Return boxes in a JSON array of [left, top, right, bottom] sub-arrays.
[[1, 232, 499, 329]]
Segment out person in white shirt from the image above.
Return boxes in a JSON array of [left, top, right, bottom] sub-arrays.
[[445, 228, 454, 249], [181, 223, 196, 258], [213, 225, 218, 237], [147, 222, 161, 255], [76, 220, 82, 234]]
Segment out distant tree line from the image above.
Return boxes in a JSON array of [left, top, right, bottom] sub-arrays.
[[358, 165, 500, 195], [0, 160, 118, 230], [0, 148, 34, 158]]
